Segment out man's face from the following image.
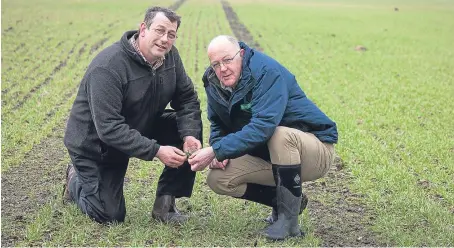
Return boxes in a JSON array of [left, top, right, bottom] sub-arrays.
[[139, 12, 178, 62], [208, 46, 243, 88]]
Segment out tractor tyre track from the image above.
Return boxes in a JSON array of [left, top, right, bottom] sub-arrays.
[[169, 0, 186, 11], [1, 124, 68, 247], [220, 0, 262, 52]]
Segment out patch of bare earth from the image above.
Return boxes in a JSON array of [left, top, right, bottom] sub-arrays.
[[305, 158, 387, 246], [1, 124, 68, 247], [220, 0, 263, 52], [89, 38, 109, 55], [220, 1, 385, 246], [169, 0, 186, 11]]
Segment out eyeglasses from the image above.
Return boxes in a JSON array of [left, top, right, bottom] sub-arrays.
[[210, 50, 241, 70], [151, 28, 178, 40]]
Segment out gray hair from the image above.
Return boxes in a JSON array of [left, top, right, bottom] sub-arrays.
[[144, 6, 181, 29], [207, 35, 240, 52]]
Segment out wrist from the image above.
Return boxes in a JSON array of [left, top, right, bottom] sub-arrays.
[[211, 145, 220, 161], [155, 145, 162, 159], [209, 147, 215, 159]]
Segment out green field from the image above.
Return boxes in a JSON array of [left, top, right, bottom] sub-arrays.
[[2, 0, 454, 246]]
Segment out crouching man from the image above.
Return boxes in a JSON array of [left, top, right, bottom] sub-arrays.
[[189, 35, 338, 240]]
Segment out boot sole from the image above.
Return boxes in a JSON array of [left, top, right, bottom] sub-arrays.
[[151, 213, 189, 225], [262, 229, 305, 241]]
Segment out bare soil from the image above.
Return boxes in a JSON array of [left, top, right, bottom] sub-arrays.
[[1, 124, 67, 247], [305, 159, 386, 246], [220, 0, 263, 52]]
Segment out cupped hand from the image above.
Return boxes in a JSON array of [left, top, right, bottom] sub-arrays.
[[156, 145, 187, 168]]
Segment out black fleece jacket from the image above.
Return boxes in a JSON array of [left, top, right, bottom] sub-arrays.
[[64, 30, 202, 161]]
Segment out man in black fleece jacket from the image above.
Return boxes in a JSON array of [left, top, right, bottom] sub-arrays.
[[63, 7, 202, 224]]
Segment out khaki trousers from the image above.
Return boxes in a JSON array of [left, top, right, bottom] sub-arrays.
[[207, 126, 335, 197]]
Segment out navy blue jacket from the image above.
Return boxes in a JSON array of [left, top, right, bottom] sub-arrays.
[[202, 42, 337, 161]]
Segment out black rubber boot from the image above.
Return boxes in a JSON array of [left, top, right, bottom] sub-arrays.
[[264, 191, 308, 224], [262, 165, 304, 240], [240, 183, 276, 208], [152, 195, 188, 224]]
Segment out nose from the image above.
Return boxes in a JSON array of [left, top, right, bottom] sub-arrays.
[[219, 63, 228, 71], [160, 34, 169, 42]]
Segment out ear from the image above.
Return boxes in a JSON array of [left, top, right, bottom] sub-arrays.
[[139, 22, 147, 37], [240, 48, 245, 57]]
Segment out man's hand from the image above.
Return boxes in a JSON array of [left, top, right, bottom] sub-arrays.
[[188, 147, 216, 171], [156, 146, 187, 168], [183, 136, 202, 157], [209, 158, 229, 170]]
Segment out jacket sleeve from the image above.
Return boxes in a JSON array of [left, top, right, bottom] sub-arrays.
[[86, 66, 159, 161], [207, 100, 228, 146], [212, 68, 288, 161], [170, 49, 203, 140]]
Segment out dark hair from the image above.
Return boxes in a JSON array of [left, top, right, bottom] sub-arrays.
[[144, 6, 181, 29]]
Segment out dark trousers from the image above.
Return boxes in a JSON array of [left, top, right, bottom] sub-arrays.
[[68, 111, 199, 223]]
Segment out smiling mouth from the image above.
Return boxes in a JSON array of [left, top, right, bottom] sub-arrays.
[[156, 44, 166, 50]]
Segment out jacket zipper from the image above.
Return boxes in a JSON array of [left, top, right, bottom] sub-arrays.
[[227, 78, 251, 114]]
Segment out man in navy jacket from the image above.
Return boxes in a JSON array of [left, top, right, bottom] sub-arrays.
[[189, 35, 338, 240]]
